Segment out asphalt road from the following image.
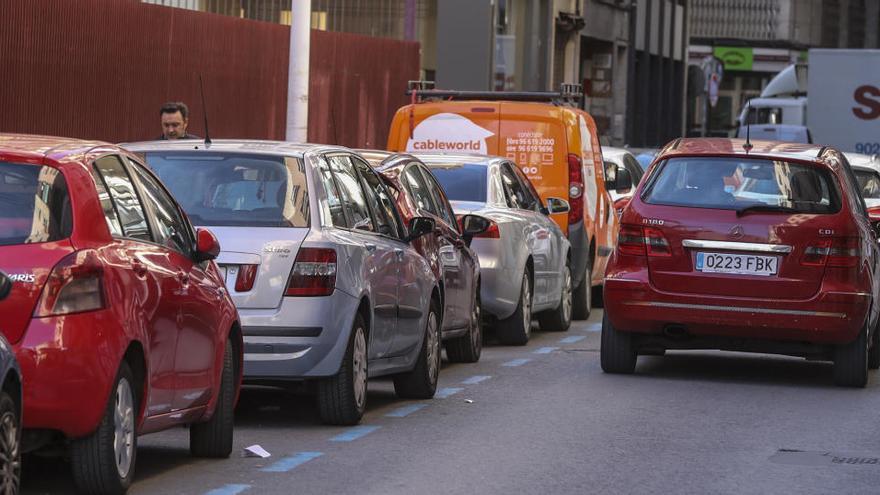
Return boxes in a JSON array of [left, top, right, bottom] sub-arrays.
[[22, 310, 880, 494]]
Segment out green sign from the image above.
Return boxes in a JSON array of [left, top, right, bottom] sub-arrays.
[[713, 46, 754, 71]]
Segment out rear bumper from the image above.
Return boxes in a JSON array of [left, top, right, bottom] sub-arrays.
[[604, 277, 870, 344], [239, 290, 360, 379], [15, 311, 125, 438], [470, 239, 520, 320]]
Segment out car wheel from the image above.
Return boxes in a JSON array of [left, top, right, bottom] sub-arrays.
[[572, 256, 592, 320], [394, 300, 442, 399], [869, 323, 880, 371], [834, 324, 869, 387], [538, 264, 572, 332], [0, 392, 20, 495], [71, 362, 137, 495], [190, 338, 235, 458], [318, 314, 368, 425], [600, 313, 637, 374], [446, 286, 482, 363], [497, 272, 532, 346]]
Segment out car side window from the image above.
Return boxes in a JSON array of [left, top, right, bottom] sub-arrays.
[[500, 163, 536, 211], [624, 155, 644, 185], [128, 158, 194, 256], [420, 166, 458, 230], [511, 164, 542, 211], [352, 157, 403, 239], [317, 156, 349, 228], [402, 164, 440, 215], [328, 155, 374, 232], [93, 155, 152, 242], [839, 155, 869, 218], [88, 165, 124, 237]]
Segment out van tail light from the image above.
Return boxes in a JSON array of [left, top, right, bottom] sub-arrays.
[[617, 225, 672, 257], [567, 153, 584, 225], [868, 206, 880, 222], [235, 264, 258, 292], [285, 248, 337, 297], [801, 237, 859, 267], [34, 250, 106, 317]]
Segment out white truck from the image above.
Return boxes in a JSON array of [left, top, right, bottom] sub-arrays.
[[738, 49, 880, 153]]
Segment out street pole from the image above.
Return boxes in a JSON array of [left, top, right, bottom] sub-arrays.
[[286, 0, 311, 142]]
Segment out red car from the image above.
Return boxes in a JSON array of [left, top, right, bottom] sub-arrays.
[[0, 134, 242, 493], [361, 151, 489, 362], [603, 138, 880, 387]]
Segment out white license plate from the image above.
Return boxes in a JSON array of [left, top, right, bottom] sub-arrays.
[[695, 252, 778, 276], [219, 265, 238, 288]]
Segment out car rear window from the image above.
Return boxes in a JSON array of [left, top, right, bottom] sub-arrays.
[[643, 157, 840, 214], [0, 162, 72, 246], [425, 164, 488, 203], [143, 152, 309, 227]]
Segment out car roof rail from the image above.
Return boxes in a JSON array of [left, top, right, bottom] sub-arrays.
[[406, 80, 583, 107]]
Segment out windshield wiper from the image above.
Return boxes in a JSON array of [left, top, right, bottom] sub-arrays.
[[735, 204, 800, 217]]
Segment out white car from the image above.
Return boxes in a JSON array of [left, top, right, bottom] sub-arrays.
[[603, 147, 643, 216], [846, 152, 880, 213]]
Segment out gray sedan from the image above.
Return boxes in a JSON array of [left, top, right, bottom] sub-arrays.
[[125, 140, 442, 426], [416, 153, 573, 345]]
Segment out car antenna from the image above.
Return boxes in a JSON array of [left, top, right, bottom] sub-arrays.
[[198, 74, 212, 146], [743, 101, 753, 154]]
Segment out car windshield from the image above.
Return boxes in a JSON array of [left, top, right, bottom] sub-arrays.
[[0, 162, 72, 246], [144, 152, 309, 227], [425, 164, 487, 202], [643, 157, 840, 214], [853, 169, 880, 199]]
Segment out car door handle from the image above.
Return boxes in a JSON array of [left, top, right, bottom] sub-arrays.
[[365, 243, 377, 253], [177, 272, 190, 285], [132, 261, 147, 277]]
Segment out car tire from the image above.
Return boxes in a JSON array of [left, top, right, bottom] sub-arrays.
[[600, 313, 637, 374], [394, 300, 442, 399], [869, 323, 880, 371], [572, 256, 592, 320], [497, 272, 532, 346], [538, 264, 572, 332], [318, 314, 368, 425], [0, 391, 20, 495], [446, 287, 482, 363], [190, 338, 235, 458], [71, 362, 137, 495], [833, 324, 869, 388]]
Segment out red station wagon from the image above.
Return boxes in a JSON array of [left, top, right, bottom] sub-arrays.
[[602, 139, 880, 387], [0, 134, 242, 494]]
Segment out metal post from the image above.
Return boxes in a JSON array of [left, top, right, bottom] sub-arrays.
[[286, 0, 311, 142]]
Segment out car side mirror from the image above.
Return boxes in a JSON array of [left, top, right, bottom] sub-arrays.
[[407, 217, 436, 243], [194, 228, 221, 262], [0, 271, 11, 301], [460, 215, 491, 246], [545, 197, 570, 215], [604, 161, 618, 190], [615, 168, 633, 194]]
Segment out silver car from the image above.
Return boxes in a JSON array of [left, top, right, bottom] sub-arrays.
[[415, 153, 573, 345], [125, 140, 442, 425]]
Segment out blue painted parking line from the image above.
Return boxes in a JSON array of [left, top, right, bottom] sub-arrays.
[[502, 358, 532, 367], [260, 452, 323, 473], [386, 404, 428, 418], [435, 387, 463, 398], [583, 322, 602, 332], [533, 347, 557, 354], [461, 375, 492, 385], [205, 484, 251, 495], [330, 425, 380, 442], [559, 335, 586, 344]]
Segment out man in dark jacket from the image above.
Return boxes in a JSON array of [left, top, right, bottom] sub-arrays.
[[159, 101, 200, 140]]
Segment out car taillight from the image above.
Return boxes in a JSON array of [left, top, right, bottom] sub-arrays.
[[34, 250, 106, 317], [568, 153, 584, 225], [644, 227, 672, 257], [868, 206, 880, 222], [617, 225, 671, 257], [285, 248, 337, 297], [802, 237, 859, 267], [235, 264, 258, 292], [618, 225, 646, 256]]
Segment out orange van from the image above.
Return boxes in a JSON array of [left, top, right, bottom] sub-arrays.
[[387, 83, 626, 319]]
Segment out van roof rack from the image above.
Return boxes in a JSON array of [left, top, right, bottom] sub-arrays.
[[406, 80, 583, 107]]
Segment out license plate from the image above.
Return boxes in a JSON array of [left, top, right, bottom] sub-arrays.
[[695, 252, 778, 276], [219, 265, 238, 288]]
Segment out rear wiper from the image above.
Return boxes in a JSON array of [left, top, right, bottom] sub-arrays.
[[735, 204, 799, 217]]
